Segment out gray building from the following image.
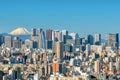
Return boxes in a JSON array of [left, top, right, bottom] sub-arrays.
[[5, 36, 12, 48], [106, 33, 119, 49], [13, 37, 22, 48]]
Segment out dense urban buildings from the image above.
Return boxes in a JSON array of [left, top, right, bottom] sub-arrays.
[[0, 27, 120, 80]]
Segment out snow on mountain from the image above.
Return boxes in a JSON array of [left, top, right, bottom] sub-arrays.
[[9, 27, 30, 35]]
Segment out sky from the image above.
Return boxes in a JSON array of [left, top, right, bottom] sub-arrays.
[[0, 0, 120, 37]]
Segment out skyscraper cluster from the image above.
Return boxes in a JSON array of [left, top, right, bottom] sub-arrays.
[[0, 27, 119, 80]]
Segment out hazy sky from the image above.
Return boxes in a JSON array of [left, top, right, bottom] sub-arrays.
[[0, 0, 120, 36]]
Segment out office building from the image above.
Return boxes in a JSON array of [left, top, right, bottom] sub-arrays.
[[46, 29, 52, 41], [75, 38, 81, 48], [106, 33, 119, 49], [86, 34, 94, 45], [31, 28, 37, 36], [25, 39, 33, 48], [38, 28, 46, 49], [0, 35, 4, 46], [56, 41, 64, 60], [86, 44, 91, 57], [46, 29, 52, 49], [94, 33, 101, 45], [13, 37, 22, 48], [5, 35, 12, 48], [62, 30, 68, 44], [46, 40, 52, 49]]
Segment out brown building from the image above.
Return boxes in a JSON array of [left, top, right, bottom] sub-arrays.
[[56, 41, 64, 60], [46, 29, 52, 41], [52, 63, 59, 73]]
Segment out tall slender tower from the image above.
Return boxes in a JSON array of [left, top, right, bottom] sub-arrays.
[[46, 29, 52, 41], [38, 28, 46, 49], [46, 29, 52, 49]]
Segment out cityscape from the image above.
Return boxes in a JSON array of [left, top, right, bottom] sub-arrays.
[[0, 27, 119, 80], [0, 0, 120, 80]]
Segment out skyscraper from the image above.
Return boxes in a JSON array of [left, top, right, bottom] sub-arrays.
[[62, 30, 68, 44], [52, 31, 55, 43], [75, 38, 80, 48], [46, 40, 52, 49], [31, 28, 37, 36], [5, 36, 12, 48], [86, 44, 91, 57], [106, 33, 119, 49], [13, 37, 22, 48], [25, 39, 33, 48], [38, 28, 46, 49], [46, 29, 52, 41], [31, 28, 39, 48], [86, 34, 94, 45], [56, 41, 64, 60], [95, 33, 101, 45], [0, 35, 4, 46], [46, 29, 52, 49], [54, 30, 62, 42]]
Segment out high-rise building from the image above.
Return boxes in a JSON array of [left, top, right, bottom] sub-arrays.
[[46, 29, 52, 49], [52, 31, 55, 43], [80, 38, 86, 45], [56, 41, 64, 60], [106, 33, 119, 49], [54, 30, 62, 42], [94, 60, 100, 73], [12, 37, 22, 48], [32, 41, 38, 48], [46, 40, 52, 49], [31, 28, 39, 48], [75, 38, 80, 48], [65, 44, 72, 52], [31, 28, 37, 36], [38, 28, 46, 49], [25, 39, 33, 48], [0, 35, 4, 46], [86, 34, 94, 45], [62, 30, 68, 44], [46, 29, 52, 41], [5, 36, 12, 48], [94, 33, 101, 45], [86, 44, 91, 57], [52, 42, 56, 54]]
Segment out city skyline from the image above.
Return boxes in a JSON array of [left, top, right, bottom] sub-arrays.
[[0, 0, 120, 36], [0, 0, 120, 80]]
